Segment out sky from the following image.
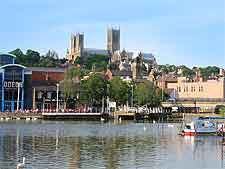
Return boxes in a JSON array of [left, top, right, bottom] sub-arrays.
[[0, 0, 224, 67]]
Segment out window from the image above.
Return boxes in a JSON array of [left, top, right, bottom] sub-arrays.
[[47, 92, 52, 99], [0, 54, 14, 65], [37, 92, 42, 99]]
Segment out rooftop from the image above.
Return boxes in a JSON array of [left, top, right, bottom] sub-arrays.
[[27, 67, 66, 73]]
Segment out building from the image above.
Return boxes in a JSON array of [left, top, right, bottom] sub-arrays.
[[105, 69, 132, 82], [67, 33, 84, 62], [107, 27, 120, 55], [0, 53, 66, 112], [167, 77, 225, 101], [83, 48, 108, 56], [0, 53, 29, 112], [27, 67, 65, 110], [157, 74, 178, 90], [161, 76, 225, 113]]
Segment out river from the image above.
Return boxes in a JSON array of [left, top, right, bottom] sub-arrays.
[[0, 120, 224, 169]]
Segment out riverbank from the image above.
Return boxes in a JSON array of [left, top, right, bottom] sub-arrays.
[[0, 112, 42, 120], [0, 111, 184, 122]]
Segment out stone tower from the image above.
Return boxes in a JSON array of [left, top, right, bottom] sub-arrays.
[[67, 33, 84, 62], [131, 55, 143, 80], [107, 27, 120, 55]]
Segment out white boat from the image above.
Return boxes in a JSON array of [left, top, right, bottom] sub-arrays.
[[181, 118, 218, 136]]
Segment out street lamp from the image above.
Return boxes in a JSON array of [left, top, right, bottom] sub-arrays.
[[56, 83, 59, 112], [107, 84, 110, 114], [131, 84, 134, 107], [16, 82, 20, 111]]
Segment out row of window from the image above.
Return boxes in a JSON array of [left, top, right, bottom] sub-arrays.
[[177, 86, 204, 93], [36, 91, 63, 100]]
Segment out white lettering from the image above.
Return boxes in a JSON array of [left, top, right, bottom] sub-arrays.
[[3, 81, 23, 88], [12, 82, 15, 88]]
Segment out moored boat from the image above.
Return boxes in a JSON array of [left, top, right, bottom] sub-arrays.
[[181, 118, 218, 136]]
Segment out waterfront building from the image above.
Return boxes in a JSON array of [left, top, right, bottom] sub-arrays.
[[167, 76, 225, 101], [161, 76, 225, 113], [0, 53, 66, 112], [27, 67, 65, 110], [0, 53, 28, 112]]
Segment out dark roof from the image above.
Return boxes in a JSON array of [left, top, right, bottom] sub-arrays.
[[134, 79, 146, 83], [27, 67, 66, 73], [32, 80, 59, 87], [111, 70, 132, 77]]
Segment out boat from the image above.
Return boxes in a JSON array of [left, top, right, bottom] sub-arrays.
[[181, 118, 218, 136]]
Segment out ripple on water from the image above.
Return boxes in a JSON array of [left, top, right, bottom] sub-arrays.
[[0, 121, 224, 169]]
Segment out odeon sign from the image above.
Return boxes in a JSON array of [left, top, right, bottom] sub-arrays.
[[3, 81, 23, 88]]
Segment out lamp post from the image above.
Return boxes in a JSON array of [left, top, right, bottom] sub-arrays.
[[131, 84, 134, 107], [16, 82, 20, 111], [161, 87, 164, 102], [107, 84, 109, 114], [56, 83, 59, 112]]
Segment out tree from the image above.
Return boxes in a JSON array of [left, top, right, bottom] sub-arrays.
[[200, 66, 219, 78], [26, 49, 41, 65], [9, 48, 65, 67], [134, 81, 161, 106], [109, 77, 129, 105], [10, 48, 25, 64], [38, 50, 61, 67], [60, 67, 81, 109], [45, 50, 59, 60], [74, 54, 109, 71], [180, 65, 195, 77], [80, 73, 107, 106]]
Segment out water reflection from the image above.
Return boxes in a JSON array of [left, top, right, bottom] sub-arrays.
[[0, 121, 224, 169]]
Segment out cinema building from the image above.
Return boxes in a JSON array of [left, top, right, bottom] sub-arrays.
[[0, 53, 65, 112]]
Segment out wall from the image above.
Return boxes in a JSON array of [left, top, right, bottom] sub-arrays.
[[167, 77, 225, 99], [32, 72, 64, 82]]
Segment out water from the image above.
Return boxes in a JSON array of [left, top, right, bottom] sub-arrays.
[[0, 120, 224, 169]]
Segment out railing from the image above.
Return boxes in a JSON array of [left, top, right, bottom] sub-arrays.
[[176, 98, 225, 102]]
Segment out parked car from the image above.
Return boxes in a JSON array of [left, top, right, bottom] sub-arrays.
[[128, 107, 137, 113], [137, 107, 148, 113]]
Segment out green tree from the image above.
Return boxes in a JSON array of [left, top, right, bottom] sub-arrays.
[[60, 67, 81, 109], [9, 48, 66, 67], [38, 50, 60, 67], [109, 77, 129, 105], [180, 65, 195, 77], [80, 73, 107, 106], [26, 49, 41, 66], [74, 54, 109, 71], [200, 66, 219, 78], [134, 81, 161, 106], [10, 48, 25, 64]]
